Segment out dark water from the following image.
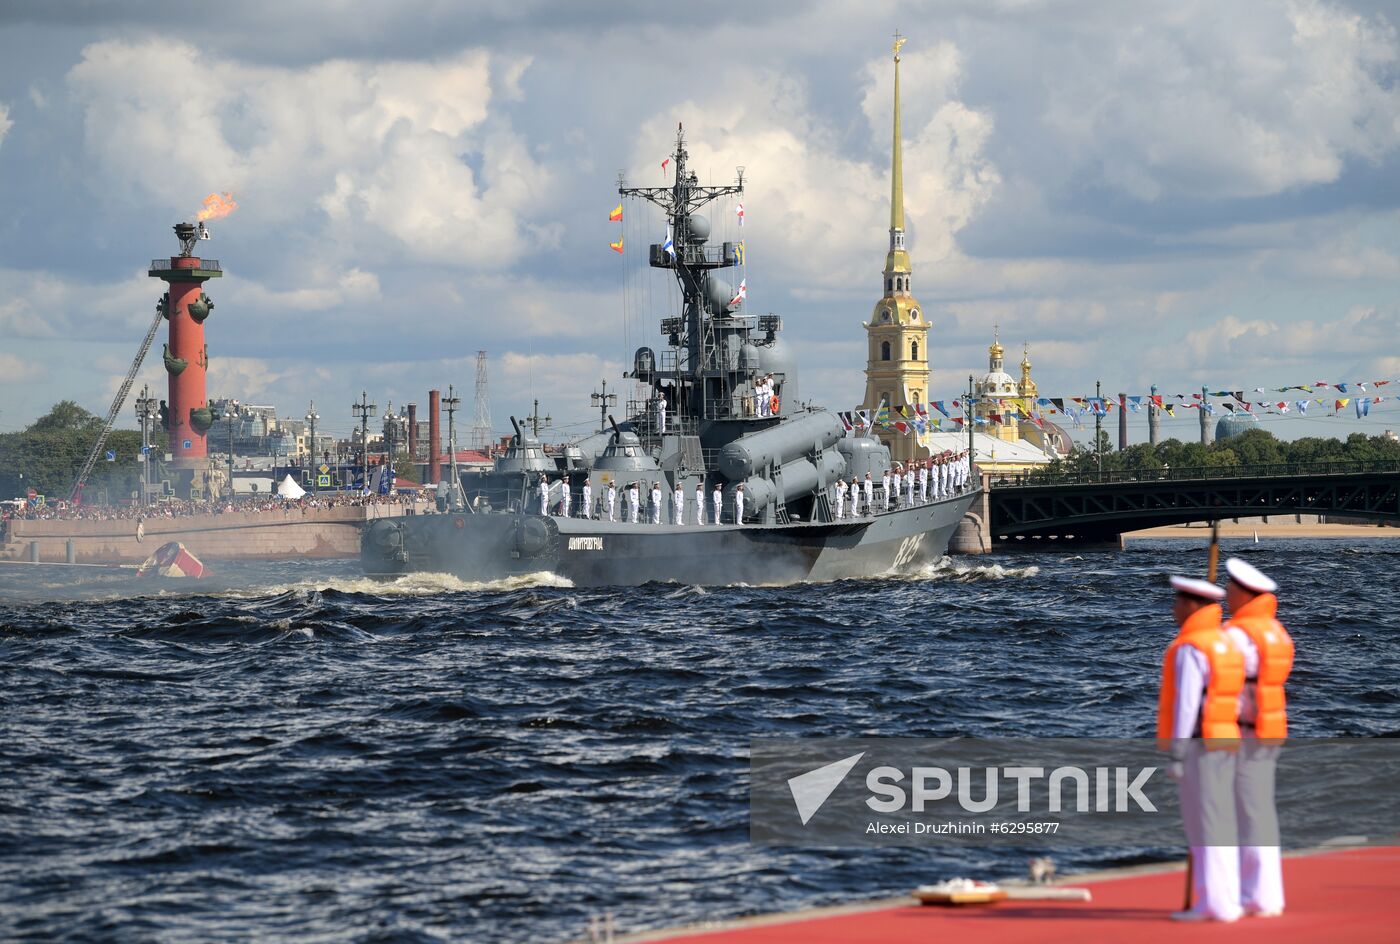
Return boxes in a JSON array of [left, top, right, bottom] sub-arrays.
[[2, 539, 1397, 943]]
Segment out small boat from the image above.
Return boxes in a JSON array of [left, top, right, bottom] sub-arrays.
[[136, 541, 208, 578]]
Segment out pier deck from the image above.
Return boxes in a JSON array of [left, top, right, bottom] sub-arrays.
[[619, 845, 1399, 943]]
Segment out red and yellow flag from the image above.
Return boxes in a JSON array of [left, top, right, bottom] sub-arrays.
[[609, 236, 624, 254], [609, 203, 623, 222]]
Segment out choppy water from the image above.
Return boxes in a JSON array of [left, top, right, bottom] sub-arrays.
[[2, 539, 1397, 943]]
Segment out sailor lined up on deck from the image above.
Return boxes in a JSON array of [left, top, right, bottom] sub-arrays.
[[672, 482, 684, 526], [627, 481, 641, 523], [582, 481, 592, 519], [606, 481, 617, 522], [694, 482, 706, 526]]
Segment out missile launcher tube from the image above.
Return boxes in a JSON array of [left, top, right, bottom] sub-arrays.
[[739, 449, 847, 516], [717, 411, 844, 481]]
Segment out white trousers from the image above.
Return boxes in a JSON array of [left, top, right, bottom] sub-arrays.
[[834, 495, 844, 519], [607, 496, 616, 521], [1236, 740, 1284, 914], [1179, 745, 1242, 920], [673, 498, 684, 526], [713, 497, 723, 524], [695, 500, 705, 526], [629, 499, 639, 523]]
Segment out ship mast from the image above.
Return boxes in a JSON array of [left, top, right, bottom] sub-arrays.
[[619, 125, 747, 426]]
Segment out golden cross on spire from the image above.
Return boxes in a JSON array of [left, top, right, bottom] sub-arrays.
[[893, 30, 906, 61]]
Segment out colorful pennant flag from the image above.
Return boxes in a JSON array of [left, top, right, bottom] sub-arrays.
[[609, 236, 624, 254], [609, 203, 623, 222]]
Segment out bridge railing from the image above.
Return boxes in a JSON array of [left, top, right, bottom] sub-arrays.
[[990, 459, 1400, 489]]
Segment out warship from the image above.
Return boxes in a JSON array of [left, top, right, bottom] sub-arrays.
[[362, 126, 979, 586]]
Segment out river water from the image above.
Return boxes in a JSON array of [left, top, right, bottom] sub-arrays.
[[2, 539, 1397, 942]]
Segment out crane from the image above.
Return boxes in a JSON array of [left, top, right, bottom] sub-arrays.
[[69, 303, 165, 503]]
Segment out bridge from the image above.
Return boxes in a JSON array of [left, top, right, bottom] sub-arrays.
[[984, 461, 1400, 545]]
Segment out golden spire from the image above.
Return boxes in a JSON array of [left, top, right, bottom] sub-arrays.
[[990, 323, 1003, 359], [891, 31, 906, 234], [1021, 342, 1032, 371]]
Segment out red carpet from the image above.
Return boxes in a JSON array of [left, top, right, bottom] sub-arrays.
[[642, 847, 1400, 943]]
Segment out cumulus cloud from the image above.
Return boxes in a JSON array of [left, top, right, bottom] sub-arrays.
[[1038, 0, 1400, 201], [0, 351, 44, 384], [65, 41, 550, 267], [624, 47, 999, 293], [0, 102, 11, 148]]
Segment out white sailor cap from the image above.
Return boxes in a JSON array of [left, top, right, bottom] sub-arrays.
[[1226, 557, 1278, 594], [1169, 575, 1225, 601]]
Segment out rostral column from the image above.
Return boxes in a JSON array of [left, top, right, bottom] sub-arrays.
[[148, 221, 222, 499]]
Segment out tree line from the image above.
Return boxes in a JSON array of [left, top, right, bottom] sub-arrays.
[[1031, 427, 1400, 480], [0, 401, 166, 501]]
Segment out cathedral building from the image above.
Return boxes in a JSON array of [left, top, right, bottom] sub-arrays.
[[863, 35, 929, 466]]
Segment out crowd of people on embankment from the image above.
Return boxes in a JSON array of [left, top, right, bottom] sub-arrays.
[[0, 493, 421, 541]]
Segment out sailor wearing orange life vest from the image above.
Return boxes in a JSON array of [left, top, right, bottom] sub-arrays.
[[1223, 557, 1294, 918], [1158, 575, 1246, 922]]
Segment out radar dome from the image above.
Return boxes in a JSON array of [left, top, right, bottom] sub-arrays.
[[1214, 412, 1261, 442], [705, 276, 733, 314], [687, 214, 711, 242]]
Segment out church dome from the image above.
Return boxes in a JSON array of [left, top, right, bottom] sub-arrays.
[[980, 369, 1017, 395]]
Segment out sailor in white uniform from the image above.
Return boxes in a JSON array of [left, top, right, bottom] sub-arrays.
[[1163, 575, 1244, 923], [649, 482, 662, 524], [863, 473, 874, 515], [606, 482, 616, 522], [834, 478, 846, 520], [695, 482, 706, 525], [734, 483, 746, 523], [1224, 558, 1292, 919], [881, 469, 892, 510], [560, 480, 571, 519], [673, 483, 685, 525], [712, 484, 723, 525], [582, 481, 592, 519], [627, 482, 641, 523], [905, 468, 915, 507], [538, 477, 551, 516], [918, 463, 929, 503]]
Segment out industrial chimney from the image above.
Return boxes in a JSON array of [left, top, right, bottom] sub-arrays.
[[428, 389, 442, 484]]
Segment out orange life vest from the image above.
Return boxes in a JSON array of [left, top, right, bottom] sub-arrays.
[[1226, 593, 1294, 741], [1156, 603, 1245, 750]]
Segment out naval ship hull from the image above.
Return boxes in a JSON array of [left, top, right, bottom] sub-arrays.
[[363, 490, 978, 587]]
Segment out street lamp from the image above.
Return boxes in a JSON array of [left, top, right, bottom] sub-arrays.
[[305, 401, 320, 493], [591, 380, 617, 433], [135, 384, 157, 506], [382, 401, 397, 495], [213, 399, 242, 501]]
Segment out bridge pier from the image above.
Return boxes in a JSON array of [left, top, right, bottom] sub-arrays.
[[949, 472, 992, 554]]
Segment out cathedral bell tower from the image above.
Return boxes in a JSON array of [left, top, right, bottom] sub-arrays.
[[863, 33, 930, 466]]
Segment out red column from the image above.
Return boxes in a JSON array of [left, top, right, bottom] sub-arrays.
[[164, 259, 210, 463], [428, 389, 441, 484]]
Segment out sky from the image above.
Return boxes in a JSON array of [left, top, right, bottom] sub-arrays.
[[1, 0, 1399, 446]]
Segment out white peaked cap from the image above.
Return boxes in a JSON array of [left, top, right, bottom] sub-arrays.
[[1170, 575, 1225, 601], [1226, 557, 1278, 594]]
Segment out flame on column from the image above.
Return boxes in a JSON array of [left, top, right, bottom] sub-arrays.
[[195, 192, 239, 221]]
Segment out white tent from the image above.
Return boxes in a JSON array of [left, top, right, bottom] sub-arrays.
[[276, 474, 306, 499]]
